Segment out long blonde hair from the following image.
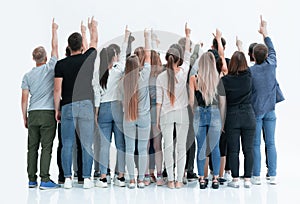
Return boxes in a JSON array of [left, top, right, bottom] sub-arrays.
[[197, 52, 219, 106], [124, 55, 140, 121]]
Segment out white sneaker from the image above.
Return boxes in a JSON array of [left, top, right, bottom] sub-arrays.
[[83, 178, 94, 189], [114, 177, 126, 187], [64, 178, 73, 189], [137, 181, 145, 188], [228, 180, 240, 188], [269, 176, 277, 185], [96, 178, 108, 188], [251, 176, 261, 185], [128, 181, 136, 189], [106, 175, 111, 184], [224, 172, 233, 182], [244, 180, 252, 188]]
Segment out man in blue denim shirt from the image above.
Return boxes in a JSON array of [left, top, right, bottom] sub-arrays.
[[250, 16, 280, 185]]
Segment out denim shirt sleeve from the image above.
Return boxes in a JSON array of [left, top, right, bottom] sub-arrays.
[[264, 37, 277, 68]]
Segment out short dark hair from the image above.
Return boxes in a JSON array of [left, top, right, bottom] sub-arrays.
[[68, 32, 82, 52], [228, 51, 248, 75], [248, 43, 257, 62], [253, 44, 268, 65], [212, 37, 226, 50], [108, 44, 121, 55]]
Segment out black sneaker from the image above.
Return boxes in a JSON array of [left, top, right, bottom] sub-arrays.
[[94, 171, 101, 180], [162, 169, 168, 178], [218, 177, 227, 185], [187, 172, 198, 181]]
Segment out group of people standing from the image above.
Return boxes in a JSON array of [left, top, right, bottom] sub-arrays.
[[21, 15, 283, 190]]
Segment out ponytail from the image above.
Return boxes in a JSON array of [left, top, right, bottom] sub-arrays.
[[166, 54, 176, 106]]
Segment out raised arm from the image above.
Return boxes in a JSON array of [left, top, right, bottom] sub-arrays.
[[119, 25, 130, 71], [258, 15, 276, 65], [182, 23, 191, 73], [88, 16, 98, 49], [144, 29, 151, 64], [151, 28, 160, 52], [215, 29, 228, 75], [81, 21, 88, 53], [51, 18, 58, 58]]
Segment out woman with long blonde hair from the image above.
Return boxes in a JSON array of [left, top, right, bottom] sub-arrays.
[[189, 51, 226, 189]]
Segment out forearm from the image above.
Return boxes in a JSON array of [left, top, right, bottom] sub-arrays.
[[89, 25, 98, 49], [144, 34, 151, 64], [82, 30, 88, 53], [190, 44, 200, 67], [51, 27, 58, 58], [156, 103, 162, 124]]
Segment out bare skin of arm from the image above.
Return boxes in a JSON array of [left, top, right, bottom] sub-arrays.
[[21, 89, 29, 128]]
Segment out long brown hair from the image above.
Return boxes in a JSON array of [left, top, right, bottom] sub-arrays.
[[150, 50, 163, 77], [228, 51, 248, 75], [134, 46, 145, 65], [165, 44, 183, 106], [124, 55, 140, 121]]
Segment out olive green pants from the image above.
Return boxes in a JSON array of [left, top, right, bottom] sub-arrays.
[[27, 110, 56, 182]]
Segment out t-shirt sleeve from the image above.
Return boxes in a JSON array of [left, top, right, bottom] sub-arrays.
[[21, 74, 29, 90], [48, 56, 58, 71], [217, 80, 226, 96], [55, 62, 63, 78]]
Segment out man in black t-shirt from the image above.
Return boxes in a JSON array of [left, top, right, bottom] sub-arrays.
[[54, 17, 98, 189]]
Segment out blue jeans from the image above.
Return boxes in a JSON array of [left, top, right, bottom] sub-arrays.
[[193, 106, 221, 177], [61, 100, 94, 178], [98, 101, 125, 175], [253, 110, 277, 177], [124, 112, 151, 180]]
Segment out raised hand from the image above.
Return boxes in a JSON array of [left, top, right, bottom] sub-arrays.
[[125, 25, 130, 42], [236, 36, 243, 51], [144, 28, 150, 39], [185, 23, 191, 38], [81, 21, 87, 33], [258, 15, 268, 37], [52, 18, 58, 31], [151, 28, 160, 45]]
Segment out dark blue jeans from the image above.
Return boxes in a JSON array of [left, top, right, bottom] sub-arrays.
[[225, 104, 256, 179]]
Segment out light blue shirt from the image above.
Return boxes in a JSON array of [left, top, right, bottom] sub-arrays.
[[21, 56, 57, 111]]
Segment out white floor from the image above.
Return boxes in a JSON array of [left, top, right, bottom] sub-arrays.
[[3, 109, 300, 204], [19, 176, 300, 204]]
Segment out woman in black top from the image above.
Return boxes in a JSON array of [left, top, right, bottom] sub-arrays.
[[221, 50, 256, 188], [189, 52, 226, 189]]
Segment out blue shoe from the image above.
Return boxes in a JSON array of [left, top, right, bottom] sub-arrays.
[[29, 181, 38, 188], [39, 180, 60, 190]]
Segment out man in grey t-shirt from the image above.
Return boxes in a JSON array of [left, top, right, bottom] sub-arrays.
[[21, 19, 59, 190]]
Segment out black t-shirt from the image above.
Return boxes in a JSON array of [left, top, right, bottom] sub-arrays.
[[221, 69, 252, 106], [55, 48, 97, 106]]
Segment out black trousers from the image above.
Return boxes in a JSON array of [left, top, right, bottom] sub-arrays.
[[185, 106, 196, 173], [225, 104, 256, 179], [57, 123, 83, 182]]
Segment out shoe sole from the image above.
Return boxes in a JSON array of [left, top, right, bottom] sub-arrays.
[[39, 186, 59, 190]]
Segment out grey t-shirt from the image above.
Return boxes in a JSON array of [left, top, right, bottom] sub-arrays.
[[21, 56, 57, 111]]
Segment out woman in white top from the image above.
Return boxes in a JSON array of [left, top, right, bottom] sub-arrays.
[[156, 23, 191, 189], [123, 29, 151, 189], [93, 26, 130, 188]]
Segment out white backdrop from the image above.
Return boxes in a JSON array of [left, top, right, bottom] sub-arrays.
[[0, 0, 299, 203]]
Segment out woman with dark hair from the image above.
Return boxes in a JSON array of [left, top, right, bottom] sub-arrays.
[[217, 29, 256, 188], [93, 26, 130, 188], [156, 23, 191, 189], [123, 29, 151, 189], [189, 51, 226, 189]]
